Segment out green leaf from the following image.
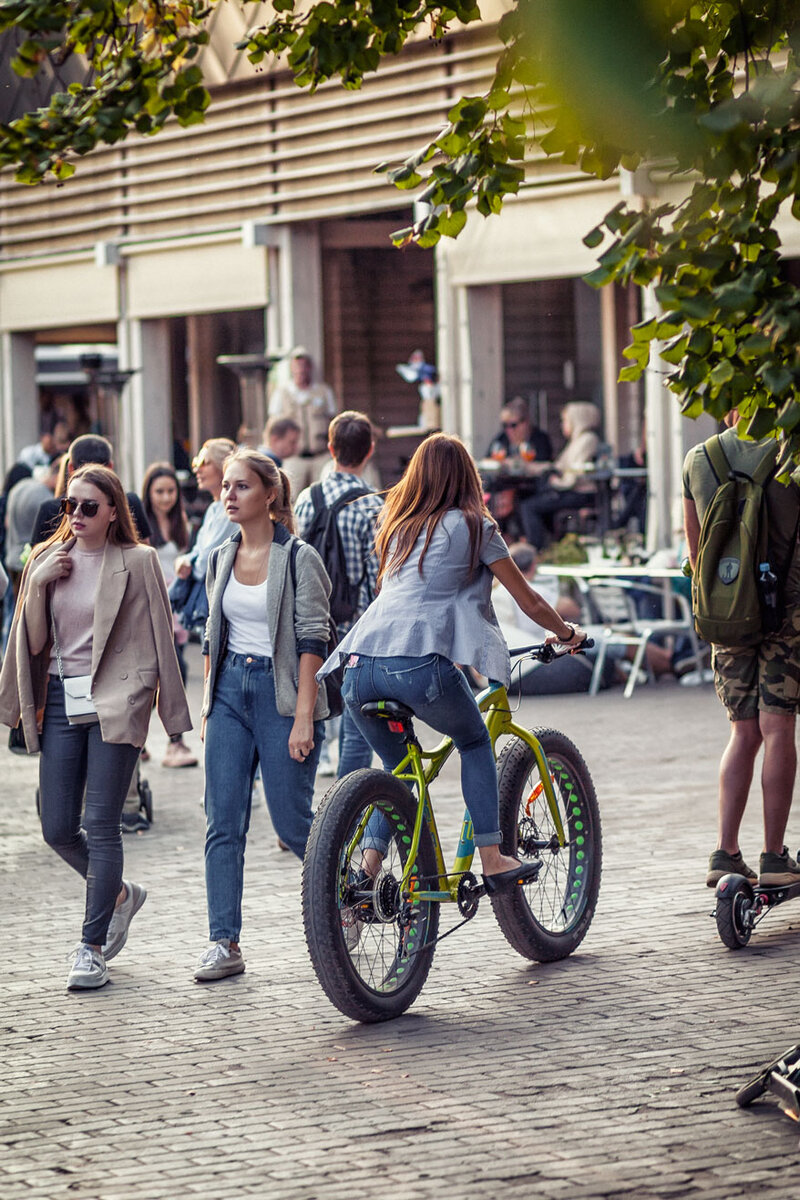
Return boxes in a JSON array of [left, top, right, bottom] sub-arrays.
[[582, 225, 604, 249], [746, 408, 779, 440]]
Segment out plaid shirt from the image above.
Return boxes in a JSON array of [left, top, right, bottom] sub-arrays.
[[294, 471, 384, 634]]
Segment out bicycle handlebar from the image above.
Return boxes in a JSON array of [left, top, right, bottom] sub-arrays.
[[508, 637, 595, 664]]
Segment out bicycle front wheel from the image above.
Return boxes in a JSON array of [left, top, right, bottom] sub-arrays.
[[302, 768, 440, 1023], [491, 729, 601, 961]]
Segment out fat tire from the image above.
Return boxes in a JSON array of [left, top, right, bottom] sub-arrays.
[[302, 768, 439, 1023], [491, 730, 601, 962], [715, 876, 753, 949]]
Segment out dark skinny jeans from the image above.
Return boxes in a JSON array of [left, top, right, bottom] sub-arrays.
[[39, 677, 140, 946]]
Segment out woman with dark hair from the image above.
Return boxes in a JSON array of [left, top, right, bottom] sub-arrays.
[[319, 433, 585, 888], [0, 466, 191, 991], [142, 461, 196, 767], [196, 449, 331, 981]]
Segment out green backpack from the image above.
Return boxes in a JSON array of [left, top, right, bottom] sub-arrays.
[[692, 435, 778, 647]]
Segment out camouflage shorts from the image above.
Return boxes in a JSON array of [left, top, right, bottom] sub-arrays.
[[713, 607, 800, 720]]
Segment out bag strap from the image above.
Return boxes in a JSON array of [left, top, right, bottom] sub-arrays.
[[328, 483, 371, 517], [50, 613, 65, 684], [289, 536, 299, 592], [310, 482, 325, 518], [703, 434, 731, 485]]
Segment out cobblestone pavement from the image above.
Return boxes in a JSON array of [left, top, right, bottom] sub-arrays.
[[3, 646, 800, 1199]]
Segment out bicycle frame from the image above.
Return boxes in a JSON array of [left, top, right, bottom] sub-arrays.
[[378, 681, 567, 902]]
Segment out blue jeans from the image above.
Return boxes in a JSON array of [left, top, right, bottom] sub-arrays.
[[341, 653, 501, 852], [203, 652, 323, 942], [39, 677, 140, 946], [337, 705, 373, 777]]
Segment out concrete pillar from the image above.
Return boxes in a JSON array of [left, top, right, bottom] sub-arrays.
[[1, 331, 38, 473], [642, 286, 676, 552], [119, 317, 172, 489], [600, 285, 619, 453], [278, 224, 324, 367], [447, 282, 504, 456]]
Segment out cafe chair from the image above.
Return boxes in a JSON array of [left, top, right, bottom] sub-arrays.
[[582, 578, 705, 699]]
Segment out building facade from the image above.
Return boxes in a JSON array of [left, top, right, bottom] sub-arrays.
[[5, 6, 784, 544]]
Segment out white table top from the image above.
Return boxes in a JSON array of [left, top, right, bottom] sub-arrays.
[[537, 562, 686, 580]]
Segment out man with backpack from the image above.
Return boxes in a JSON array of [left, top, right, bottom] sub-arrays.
[[683, 412, 800, 889], [294, 411, 383, 778]]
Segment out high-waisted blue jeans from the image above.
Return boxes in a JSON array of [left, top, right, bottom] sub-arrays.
[[341, 653, 501, 852], [203, 652, 323, 942], [39, 676, 140, 946]]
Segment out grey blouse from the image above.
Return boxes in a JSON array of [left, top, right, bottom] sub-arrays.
[[318, 509, 511, 685]]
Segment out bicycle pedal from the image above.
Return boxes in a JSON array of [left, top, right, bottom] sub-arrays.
[[482, 860, 542, 895]]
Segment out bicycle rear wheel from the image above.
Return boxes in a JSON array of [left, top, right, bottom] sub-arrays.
[[491, 730, 601, 961], [302, 768, 440, 1023]]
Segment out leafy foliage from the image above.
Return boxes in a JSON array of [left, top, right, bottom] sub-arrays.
[[5, 2, 800, 445], [0, 2, 215, 182]]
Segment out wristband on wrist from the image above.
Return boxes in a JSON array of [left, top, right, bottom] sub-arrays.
[[561, 626, 576, 642]]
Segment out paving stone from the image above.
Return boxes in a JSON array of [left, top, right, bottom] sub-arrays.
[[4, 647, 800, 1197]]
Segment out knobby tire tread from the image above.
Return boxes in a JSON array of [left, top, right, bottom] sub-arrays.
[[491, 729, 601, 962], [302, 768, 439, 1023]]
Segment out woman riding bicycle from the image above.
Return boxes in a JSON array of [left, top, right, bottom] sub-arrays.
[[318, 433, 585, 891]]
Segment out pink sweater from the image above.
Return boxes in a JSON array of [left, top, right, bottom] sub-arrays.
[[49, 546, 104, 676]]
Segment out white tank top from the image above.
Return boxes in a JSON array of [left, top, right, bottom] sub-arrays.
[[222, 572, 273, 657]]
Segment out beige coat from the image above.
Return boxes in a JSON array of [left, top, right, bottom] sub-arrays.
[[0, 540, 191, 752]]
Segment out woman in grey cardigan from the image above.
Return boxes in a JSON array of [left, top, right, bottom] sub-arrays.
[[197, 449, 331, 982]]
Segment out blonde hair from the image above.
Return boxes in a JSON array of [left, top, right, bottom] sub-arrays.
[[223, 449, 295, 533], [200, 437, 236, 471]]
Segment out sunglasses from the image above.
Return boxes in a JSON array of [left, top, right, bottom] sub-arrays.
[[192, 455, 209, 470], [60, 497, 103, 519], [503, 419, 524, 430]]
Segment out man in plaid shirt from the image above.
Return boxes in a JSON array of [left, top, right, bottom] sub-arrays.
[[294, 411, 383, 777]]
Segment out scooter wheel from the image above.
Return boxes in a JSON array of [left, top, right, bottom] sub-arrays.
[[715, 874, 754, 949]]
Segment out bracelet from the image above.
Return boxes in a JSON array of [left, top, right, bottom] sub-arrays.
[[561, 626, 576, 642]]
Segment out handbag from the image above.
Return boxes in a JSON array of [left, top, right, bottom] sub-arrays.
[[169, 573, 209, 635], [52, 616, 98, 726], [8, 723, 27, 754]]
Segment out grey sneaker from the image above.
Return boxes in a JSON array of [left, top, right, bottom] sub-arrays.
[[102, 880, 147, 961], [67, 944, 109, 991], [194, 940, 245, 982], [706, 849, 757, 888], [759, 846, 800, 887]]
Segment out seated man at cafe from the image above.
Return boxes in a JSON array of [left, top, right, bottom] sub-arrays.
[[484, 396, 552, 536], [518, 401, 601, 549], [486, 395, 553, 462]]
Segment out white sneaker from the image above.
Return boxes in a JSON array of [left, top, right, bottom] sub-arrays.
[[67, 944, 109, 990], [194, 940, 245, 982], [102, 880, 147, 961]]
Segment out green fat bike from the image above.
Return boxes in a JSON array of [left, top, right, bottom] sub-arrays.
[[302, 642, 602, 1023]]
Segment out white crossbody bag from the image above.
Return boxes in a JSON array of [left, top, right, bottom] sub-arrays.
[[51, 615, 98, 726]]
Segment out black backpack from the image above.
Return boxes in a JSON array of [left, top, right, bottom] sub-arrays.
[[302, 482, 371, 625], [288, 538, 344, 719]]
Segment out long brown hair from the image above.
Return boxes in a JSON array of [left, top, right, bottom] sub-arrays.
[[375, 433, 493, 580], [38, 465, 140, 552], [222, 448, 295, 534], [142, 462, 190, 551]]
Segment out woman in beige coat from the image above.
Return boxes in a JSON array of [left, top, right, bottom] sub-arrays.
[[0, 466, 191, 991]]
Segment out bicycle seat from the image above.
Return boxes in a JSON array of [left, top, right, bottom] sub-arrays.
[[360, 700, 415, 732]]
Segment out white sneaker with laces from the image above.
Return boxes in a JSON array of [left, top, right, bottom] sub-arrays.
[[67, 944, 109, 990], [102, 880, 147, 961], [194, 940, 245, 982]]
